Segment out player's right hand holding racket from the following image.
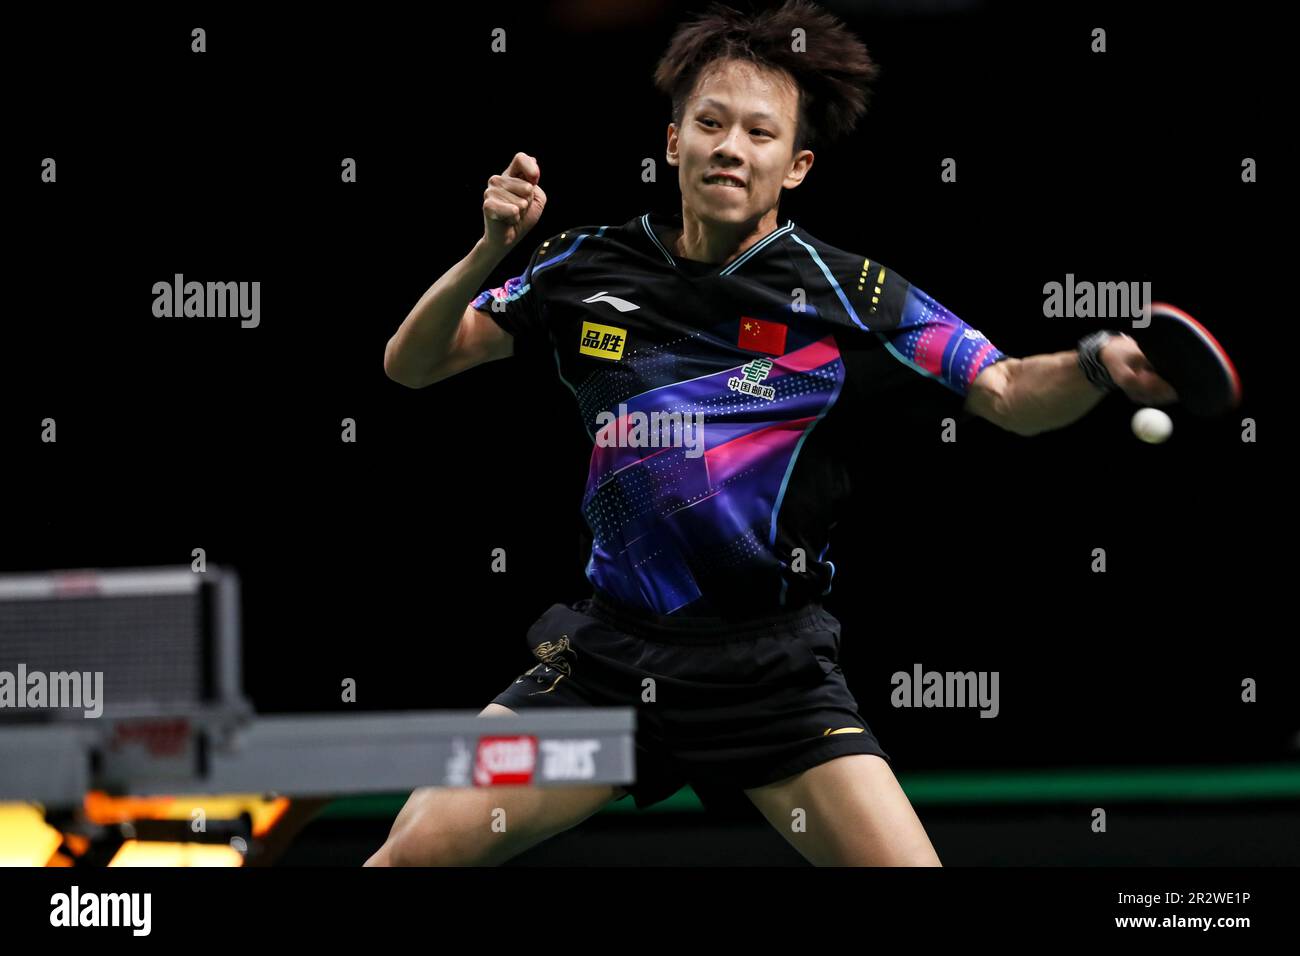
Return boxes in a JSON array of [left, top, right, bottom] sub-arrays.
[[482, 152, 547, 254]]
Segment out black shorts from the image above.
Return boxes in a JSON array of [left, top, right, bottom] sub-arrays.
[[491, 590, 890, 811]]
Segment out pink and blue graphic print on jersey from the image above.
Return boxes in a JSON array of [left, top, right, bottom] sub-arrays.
[[881, 285, 1007, 394], [583, 335, 844, 615]]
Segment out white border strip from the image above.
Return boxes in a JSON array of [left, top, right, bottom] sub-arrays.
[[0, 567, 202, 600]]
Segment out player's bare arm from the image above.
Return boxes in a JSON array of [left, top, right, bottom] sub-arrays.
[[383, 151, 547, 388], [966, 335, 1178, 437]]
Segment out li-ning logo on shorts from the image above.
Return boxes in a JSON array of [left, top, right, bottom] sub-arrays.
[[579, 321, 627, 361], [727, 357, 776, 401]]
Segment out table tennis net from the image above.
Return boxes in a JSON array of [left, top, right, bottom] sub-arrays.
[[0, 567, 242, 723]]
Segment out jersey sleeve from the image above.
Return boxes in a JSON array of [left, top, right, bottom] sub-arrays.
[[826, 252, 1013, 425], [864, 266, 1010, 399], [469, 231, 572, 356]]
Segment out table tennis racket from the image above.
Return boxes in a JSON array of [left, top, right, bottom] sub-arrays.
[[1129, 302, 1242, 417]]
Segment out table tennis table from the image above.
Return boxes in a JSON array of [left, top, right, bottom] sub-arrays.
[[0, 565, 636, 865], [0, 708, 636, 805]]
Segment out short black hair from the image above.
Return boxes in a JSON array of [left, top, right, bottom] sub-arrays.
[[652, 0, 880, 154]]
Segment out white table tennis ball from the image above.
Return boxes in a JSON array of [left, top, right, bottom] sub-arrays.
[[1132, 407, 1173, 444]]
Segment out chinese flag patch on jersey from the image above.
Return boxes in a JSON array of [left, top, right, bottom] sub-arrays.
[[737, 317, 787, 356]]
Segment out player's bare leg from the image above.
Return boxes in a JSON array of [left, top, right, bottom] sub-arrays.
[[744, 753, 941, 866], [364, 703, 626, 866]]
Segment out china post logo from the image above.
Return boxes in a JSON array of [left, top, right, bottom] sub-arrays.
[[727, 357, 777, 401]]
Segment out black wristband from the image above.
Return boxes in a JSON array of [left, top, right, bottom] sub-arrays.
[[1078, 330, 1120, 393]]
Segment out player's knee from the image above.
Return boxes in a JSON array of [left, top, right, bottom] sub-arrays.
[[370, 821, 470, 867], [377, 792, 525, 867], [385, 831, 446, 867]]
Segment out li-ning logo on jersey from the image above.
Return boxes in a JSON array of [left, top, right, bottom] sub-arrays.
[[582, 291, 640, 313], [727, 357, 777, 401], [579, 321, 627, 361], [963, 328, 987, 341]]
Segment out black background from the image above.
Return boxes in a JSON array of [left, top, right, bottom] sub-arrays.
[[4, 0, 1290, 774]]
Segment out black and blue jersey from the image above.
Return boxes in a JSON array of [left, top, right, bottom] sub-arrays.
[[472, 210, 1009, 618]]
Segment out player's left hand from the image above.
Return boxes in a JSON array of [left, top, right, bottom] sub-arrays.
[[1101, 334, 1179, 405]]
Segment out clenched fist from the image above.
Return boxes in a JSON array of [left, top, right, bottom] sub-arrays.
[[482, 152, 547, 254]]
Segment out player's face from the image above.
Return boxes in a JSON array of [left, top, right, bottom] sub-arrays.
[[667, 59, 814, 226]]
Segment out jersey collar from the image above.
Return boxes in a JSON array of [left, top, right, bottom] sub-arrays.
[[640, 211, 796, 277]]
